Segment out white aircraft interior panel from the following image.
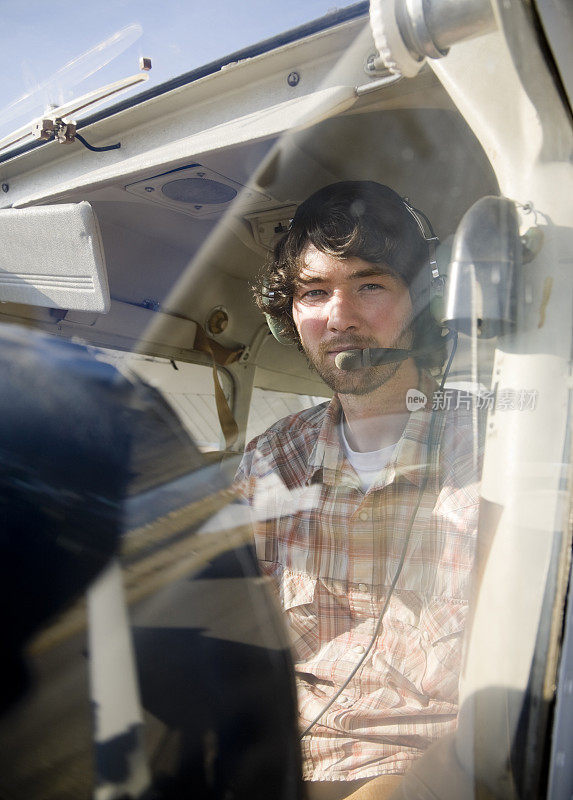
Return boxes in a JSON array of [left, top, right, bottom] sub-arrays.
[[0, 202, 110, 313]]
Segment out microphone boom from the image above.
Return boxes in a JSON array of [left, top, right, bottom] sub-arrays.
[[334, 331, 454, 371]]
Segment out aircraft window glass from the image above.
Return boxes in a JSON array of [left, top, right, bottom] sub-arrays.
[[1, 2, 572, 797]]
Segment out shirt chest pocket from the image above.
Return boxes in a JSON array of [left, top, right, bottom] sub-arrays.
[[254, 483, 322, 571], [259, 561, 318, 663]]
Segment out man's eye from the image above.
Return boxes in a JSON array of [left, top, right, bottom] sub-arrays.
[[360, 283, 384, 292], [300, 288, 327, 299]]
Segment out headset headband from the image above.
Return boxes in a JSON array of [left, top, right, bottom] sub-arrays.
[[401, 198, 443, 290]]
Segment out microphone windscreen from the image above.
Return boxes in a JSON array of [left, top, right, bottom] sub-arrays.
[[335, 350, 363, 371], [335, 347, 416, 370]]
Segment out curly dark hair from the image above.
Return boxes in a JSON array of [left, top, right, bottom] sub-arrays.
[[254, 181, 446, 371]]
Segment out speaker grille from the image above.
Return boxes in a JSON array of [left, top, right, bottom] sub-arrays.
[[161, 178, 237, 205]]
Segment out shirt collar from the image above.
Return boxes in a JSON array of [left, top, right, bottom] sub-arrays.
[[393, 408, 442, 490], [305, 373, 443, 491], [306, 394, 344, 485]]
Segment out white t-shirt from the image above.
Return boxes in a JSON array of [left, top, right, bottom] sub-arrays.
[[339, 422, 397, 492]]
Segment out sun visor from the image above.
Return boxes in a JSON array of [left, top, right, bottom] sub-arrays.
[[0, 202, 110, 313]]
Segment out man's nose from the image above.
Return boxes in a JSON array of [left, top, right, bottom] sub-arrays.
[[326, 292, 360, 332]]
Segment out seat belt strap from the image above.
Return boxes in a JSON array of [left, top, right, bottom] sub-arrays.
[[193, 324, 241, 449]]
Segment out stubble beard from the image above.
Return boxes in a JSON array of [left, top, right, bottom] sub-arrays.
[[301, 330, 414, 395]]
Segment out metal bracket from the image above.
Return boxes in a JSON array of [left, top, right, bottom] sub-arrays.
[[238, 346, 252, 364], [33, 118, 77, 145]]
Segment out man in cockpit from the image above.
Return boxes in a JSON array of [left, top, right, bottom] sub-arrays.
[[236, 182, 481, 800]]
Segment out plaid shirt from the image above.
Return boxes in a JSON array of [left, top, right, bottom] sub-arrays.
[[236, 384, 482, 781]]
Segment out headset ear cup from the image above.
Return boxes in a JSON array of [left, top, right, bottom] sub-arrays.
[[264, 313, 295, 345], [429, 293, 445, 324]]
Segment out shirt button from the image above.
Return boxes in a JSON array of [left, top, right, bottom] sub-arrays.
[[358, 510, 369, 521], [422, 631, 430, 643], [339, 695, 350, 705], [358, 583, 368, 592], [352, 645, 366, 654]]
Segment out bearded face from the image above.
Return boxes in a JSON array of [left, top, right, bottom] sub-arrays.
[[292, 247, 415, 396]]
